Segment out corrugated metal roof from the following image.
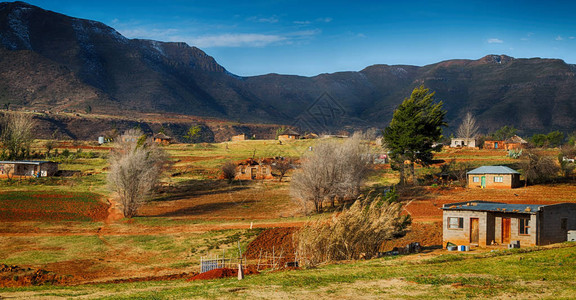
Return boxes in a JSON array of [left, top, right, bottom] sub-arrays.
[[0, 161, 55, 165], [442, 200, 544, 214], [467, 165, 520, 174]]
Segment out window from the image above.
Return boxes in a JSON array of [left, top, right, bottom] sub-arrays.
[[448, 217, 464, 229], [473, 176, 479, 183], [494, 176, 504, 183], [561, 218, 568, 230], [519, 218, 530, 235]]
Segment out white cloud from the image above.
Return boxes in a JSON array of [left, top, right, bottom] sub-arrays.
[[187, 33, 287, 47], [294, 20, 312, 25], [248, 16, 279, 23], [316, 17, 333, 23], [487, 38, 503, 44], [556, 35, 564, 41], [569, 36, 575, 40]]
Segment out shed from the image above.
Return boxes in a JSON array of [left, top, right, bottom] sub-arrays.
[[467, 166, 521, 189], [442, 200, 576, 247], [278, 129, 300, 141], [0, 161, 58, 177], [231, 134, 246, 141]]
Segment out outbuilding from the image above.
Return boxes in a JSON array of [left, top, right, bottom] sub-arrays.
[[450, 138, 477, 148], [442, 200, 576, 247], [467, 166, 521, 189], [0, 161, 58, 177]]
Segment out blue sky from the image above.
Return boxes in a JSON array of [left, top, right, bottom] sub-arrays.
[[19, 0, 576, 76]]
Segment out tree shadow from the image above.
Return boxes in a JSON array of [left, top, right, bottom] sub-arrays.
[[147, 200, 257, 217], [152, 179, 253, 202]]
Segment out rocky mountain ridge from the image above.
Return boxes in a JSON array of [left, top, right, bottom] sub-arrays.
[[1, 1, 576, 137]]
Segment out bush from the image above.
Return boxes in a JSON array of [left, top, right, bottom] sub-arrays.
[[295, 188, 410, 267]]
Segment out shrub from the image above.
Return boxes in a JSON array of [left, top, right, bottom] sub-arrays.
[[295, 188, 410, 267]]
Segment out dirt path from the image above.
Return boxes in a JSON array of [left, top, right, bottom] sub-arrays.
[[104, 198, 124, 224]]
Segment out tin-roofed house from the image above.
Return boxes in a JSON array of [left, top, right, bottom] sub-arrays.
[[467, 166, 521, 189], [0, 161, 58, 178], [442, 200, 576, 247], [278, 129, 300, 141]]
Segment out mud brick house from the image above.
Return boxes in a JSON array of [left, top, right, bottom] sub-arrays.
[[484, 135, 528, 150], [467, 166, 521, 189], [278, 129, 300, 141], [235, 158, 273, 180], [450, 138, 477, 148], [153, 133, 173, 145], [231, 134, 246, 141], [442, 201, 576, 247], [0, 161, 58, 177]]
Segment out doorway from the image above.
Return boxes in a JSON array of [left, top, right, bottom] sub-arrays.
[[502, 217, 511, 244], [481, 176, 486, 188], [470, 218, 479, 244]]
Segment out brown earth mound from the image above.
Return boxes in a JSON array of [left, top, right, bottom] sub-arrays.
[[244, 227, 297, 260], [188, 266, 259, 281], [380, 222, 443, 252], [0, 264, 70, 287]]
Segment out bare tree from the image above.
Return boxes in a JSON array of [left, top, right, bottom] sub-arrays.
[[0, 112, 36, 160], [290, 134, 372, 213], [272, 158, 293, 182], [221, 161, 237, 183], [456, 112, 479, 139], [520, 150, 560, 186], [108, 129, 167, 218]]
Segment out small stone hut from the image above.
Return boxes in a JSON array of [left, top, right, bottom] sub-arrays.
[[235, 158, 273, 180]]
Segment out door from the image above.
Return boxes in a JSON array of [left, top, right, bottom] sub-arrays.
[[470, 218, 479, 244], [250, 168, 257, 179], [502, 218, 511, 244], [481, 176, 486, 188], [494, 142, 499, 149]]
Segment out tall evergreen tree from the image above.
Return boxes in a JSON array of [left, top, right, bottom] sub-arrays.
[[383, 86, 447, 184]]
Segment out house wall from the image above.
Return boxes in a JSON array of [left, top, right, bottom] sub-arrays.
[[444, 210, 538, 247], [235, 165, 273, 180], [278, 134, 298, 141], [492, 213, 538, 246], [443, 210, 489, 247], [231, 134, 246, 141], [538, 204, 576, 245], [483, 140, 504, 149], [467, 173, 520, 189], [504, 142, 526, 150], [0, 162, 58, 177], [450, 138, 476, 148]]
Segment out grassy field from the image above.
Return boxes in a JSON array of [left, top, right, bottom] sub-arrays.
[[2, 243, 576, 299], [2, 139, 575, 297]]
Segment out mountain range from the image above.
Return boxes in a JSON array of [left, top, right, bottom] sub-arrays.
[[1, 1, 576, 137]]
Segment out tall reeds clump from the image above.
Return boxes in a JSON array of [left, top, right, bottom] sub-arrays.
[[295, 188, 410, 267]]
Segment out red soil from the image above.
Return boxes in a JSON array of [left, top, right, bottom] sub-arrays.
[[187, 266, 259, 281], [244, 227, 297, 260], [0, 264, 71, 287], [380, 222, 443, 252]]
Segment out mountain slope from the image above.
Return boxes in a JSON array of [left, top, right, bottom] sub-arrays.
[[1, 2, 576, 134]]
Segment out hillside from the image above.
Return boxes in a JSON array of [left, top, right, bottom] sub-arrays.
[[1, 2, 576, 135]]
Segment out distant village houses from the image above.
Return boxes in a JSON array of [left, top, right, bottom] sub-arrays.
[[450, 138, 477, 148], [484, 135, 528, 150], [235, 158, 274, 180], [0, 161, 58, 178], [278, 129, 300, 141], [154, 133, 173, 145]]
